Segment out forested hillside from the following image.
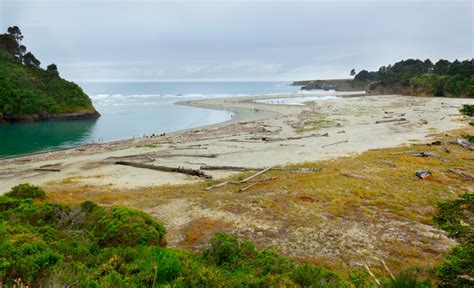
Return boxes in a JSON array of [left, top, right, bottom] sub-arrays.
[[0, 26, 99, 124], [295, 58, 474, 97]]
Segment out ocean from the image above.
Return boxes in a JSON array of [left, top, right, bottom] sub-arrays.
[[0, 81, 304, 157]]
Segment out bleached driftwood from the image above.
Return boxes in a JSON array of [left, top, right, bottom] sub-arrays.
[[240, 166, 273, 183], [199, 165, 321, 173], [239, 183, 258, 192], [205, 166, 273, 191], [447, 168, 474, 181], [322, 140, 348, 148], [451, 139, 474, 151], [113, 161, 211, 179], [375, 118, 407, 124]]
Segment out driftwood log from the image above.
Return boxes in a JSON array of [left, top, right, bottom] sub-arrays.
[[35, 163, 62, 172], [205, 166, 273, 191], [375, 118, 407, 124], [34, 168, 61, 172], [113, 161, 211, 179], [452, 139, 474, 151], [322, 140, 348, 148], [199, 165, 320, 173], [447, 168, 474, 181]]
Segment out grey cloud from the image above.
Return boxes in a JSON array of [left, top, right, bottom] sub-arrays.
[[1, 0, 472, 81]]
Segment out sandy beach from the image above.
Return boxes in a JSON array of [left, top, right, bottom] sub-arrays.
[[1, 93, 472, 194]]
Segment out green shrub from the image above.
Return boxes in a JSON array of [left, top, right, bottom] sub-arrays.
[[4, 183, 46, 200], [203, 232, 257, 268], [94, 207, 166, 247], [460, 104, 474, 117], [433, 193, 474, 287]]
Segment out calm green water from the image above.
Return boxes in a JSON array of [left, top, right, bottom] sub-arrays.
[[0, 81, 304, 157]]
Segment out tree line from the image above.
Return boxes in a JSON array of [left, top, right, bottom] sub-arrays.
[[0, 26, 58, 75]]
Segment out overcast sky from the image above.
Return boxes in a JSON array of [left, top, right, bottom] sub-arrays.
[[1, 0, 472, 82]]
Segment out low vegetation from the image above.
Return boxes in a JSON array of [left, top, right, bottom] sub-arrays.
[[0, 26, 97, 123], [1, 183, 449, 287]]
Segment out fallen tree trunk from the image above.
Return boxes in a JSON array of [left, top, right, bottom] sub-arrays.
[[199, 165, 320, 173], [447, 168, 474, 181], [205, 166, 273, 190], [35, 168, 61, 172], [451, 139, 474, 151], [322, 140, 348, 148], [375, 118, 407, 124], [113, 161, 211, 179]]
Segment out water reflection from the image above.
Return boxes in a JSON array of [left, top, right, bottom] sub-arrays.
[[0, 118, 97, 157]]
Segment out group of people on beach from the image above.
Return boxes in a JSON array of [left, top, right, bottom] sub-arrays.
[[142, 132, 166, 138]]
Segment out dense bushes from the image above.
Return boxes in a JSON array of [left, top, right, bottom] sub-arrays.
[[354, 58, 473, 97], [460, 104, 474, 117], [433, 193, 473, 287]]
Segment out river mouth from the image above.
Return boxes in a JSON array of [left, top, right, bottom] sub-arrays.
[[0, 81, 304, 158]]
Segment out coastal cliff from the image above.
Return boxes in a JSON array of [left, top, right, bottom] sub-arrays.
[[0, 26, 99, 124], [294, 58, 473, 97]]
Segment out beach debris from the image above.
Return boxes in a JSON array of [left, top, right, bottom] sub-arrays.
[[240, 166, 273, 183], [393, 120, 410, 125], [322, 140, 348, 148], [199, 165, 320, 173], [205, 166, 273, 191], [375, 118, 407, 124], [418, 119, 428, 125], [390, 150, 436, 157], [35, 163, 62, 172], [341, 173, 368, 180], [444, 142, 450, 153], [416, 169, 432, 179], [239, 183, 258, 192], [112, 160, 211, 179], [451, 138, 473, 151], [411, 140, 441, 147], [411, 152, 437, 157], [447, 168, 474, 181], [150, 153, 218, 158]]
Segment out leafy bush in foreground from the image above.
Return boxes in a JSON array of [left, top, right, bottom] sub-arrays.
[[433, 193, 474, 287]]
